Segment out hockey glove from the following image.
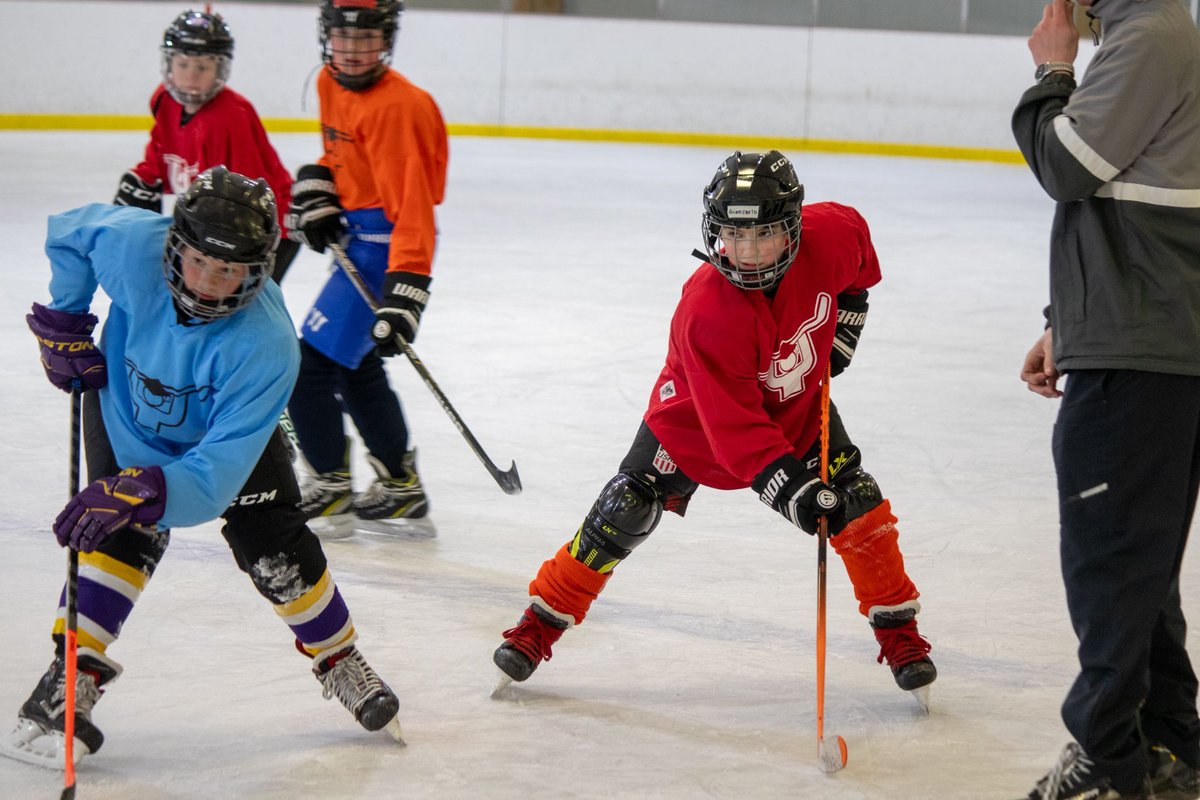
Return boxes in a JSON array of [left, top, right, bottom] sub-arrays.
[[752, 454, 846, 535], [372, 271, 432, 355], [830, 290, 869, 378], [55, 466, 166, 552], [286, 164, 344, 253], [113, 170, 163, 213], [26, 303, 108, 393]]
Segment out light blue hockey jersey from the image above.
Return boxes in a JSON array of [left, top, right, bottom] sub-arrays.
[[44, 203, 300, 529]]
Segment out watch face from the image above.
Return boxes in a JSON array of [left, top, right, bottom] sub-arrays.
[[1036, 64, 1049, 79]]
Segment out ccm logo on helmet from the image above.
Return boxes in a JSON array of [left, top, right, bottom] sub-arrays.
[[770, 156, 789, 173], [203, 236, 237, 250]]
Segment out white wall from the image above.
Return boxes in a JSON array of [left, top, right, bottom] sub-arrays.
[[0, 0, 1057, 151]]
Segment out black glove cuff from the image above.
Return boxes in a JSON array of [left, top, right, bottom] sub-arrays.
[[293, 164, 338, 200], [381, 271, 432, 310], [752, 453, 810, 504]]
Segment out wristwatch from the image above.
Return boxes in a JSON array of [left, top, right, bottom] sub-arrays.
[[1035, 61, 1075, 81]]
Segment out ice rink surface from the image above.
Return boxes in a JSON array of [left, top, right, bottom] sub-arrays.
[[0, 130, 1189, 799]]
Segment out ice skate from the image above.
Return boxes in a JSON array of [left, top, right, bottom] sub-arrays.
[[300, 468, 356, 540], [1020, 742, 1153, 799], [0, 652, 121, 769], [314, 645, 404, 744], [870, 605, 936, 711], [1150, 743, 1200, 800], [353, 451, 436, 538], [491, 602, 571, 696]]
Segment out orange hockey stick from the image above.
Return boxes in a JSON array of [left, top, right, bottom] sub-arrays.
[[816, 363, 848, 774]]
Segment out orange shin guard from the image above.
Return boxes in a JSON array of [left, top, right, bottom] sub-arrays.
[[831, 500, 919, 617], [528, 544, 612, 625]]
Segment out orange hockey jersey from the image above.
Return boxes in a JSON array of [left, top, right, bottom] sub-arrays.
[[316, 68, 448, 275]]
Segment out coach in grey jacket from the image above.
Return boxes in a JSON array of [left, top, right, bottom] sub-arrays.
[[1013, 0, 1200, 797]]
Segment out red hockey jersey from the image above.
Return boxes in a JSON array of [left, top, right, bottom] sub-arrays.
[[316, 68, 448, 275], [130, 86, 293, 232], [643, 202, 881, 490]]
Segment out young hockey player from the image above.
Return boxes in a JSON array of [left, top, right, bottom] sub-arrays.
[[493, 150, 937, 701], [113, 8, 299, 279], [286, 0, 448, 537], [2, 167, 401, 769]]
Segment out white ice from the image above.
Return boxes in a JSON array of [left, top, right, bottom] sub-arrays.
[[0, 131, 1185, 799]]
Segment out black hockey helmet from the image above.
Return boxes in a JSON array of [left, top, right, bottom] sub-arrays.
[[161, 10, 234, 108], [701, 150, 804, 291], [319, 0, 403, 90], [164, 166, 279, 321]]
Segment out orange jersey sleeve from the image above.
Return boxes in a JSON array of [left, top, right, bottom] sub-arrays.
[[317, 69, 448, 275]]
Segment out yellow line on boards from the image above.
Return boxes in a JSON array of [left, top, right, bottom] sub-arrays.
[[0, 114, 1025, 165]]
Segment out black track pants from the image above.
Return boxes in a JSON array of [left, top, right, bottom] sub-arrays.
[[1054, 369, 1200, 787]]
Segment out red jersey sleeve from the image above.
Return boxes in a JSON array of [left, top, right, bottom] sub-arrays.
[[130, 86, 170, 185]]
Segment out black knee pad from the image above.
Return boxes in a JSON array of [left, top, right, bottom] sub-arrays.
[[573, 471, 664, 565], [831, 466, 884, 524]]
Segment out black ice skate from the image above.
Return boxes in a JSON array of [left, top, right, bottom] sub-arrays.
[[299, 437, 356, 539], [1021, 742, 1153, 800], [870, 605, 936, 711], [1150, 743, 1200, 800], [492, 602, 571, 696], [1, 652, 121, 769], [353, 451, 435, 538], [314, 646, 404, 743]]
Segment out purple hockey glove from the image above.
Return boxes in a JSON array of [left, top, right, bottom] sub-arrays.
[[54, 466, 166, 552], [26, 302, 107, 393]]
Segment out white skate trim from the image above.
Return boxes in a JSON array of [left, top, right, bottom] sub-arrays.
[[0, 718, 91, 770], [353, 516, 437, 540], [529, 596, 575, 629], [866, 600, 921, 626]]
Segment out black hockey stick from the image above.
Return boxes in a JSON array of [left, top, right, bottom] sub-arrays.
[[327, 242, 522, 495], [61, 388, 83, 799]]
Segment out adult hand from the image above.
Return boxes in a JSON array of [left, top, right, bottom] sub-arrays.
[[1020, 328, 1061, 398], [1028, 0, 1080, 66]]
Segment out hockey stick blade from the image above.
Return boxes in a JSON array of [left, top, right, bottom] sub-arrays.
[[492, 461, 521, 495], [327, 243, 523, 496], [818, 734, 848, 773]]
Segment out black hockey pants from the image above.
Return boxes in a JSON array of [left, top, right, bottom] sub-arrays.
[[80, 390, 328, 608], [1054, 369, 1200, 787], [287, 340, 410, 476]]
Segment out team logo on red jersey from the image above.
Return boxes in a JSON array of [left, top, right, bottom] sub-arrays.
[[164, 153, 200, 195], [759, 292, 832, 401]]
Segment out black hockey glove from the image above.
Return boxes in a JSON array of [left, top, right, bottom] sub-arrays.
[[286, 164, 344, 253], [372, 271, 432, 356], [752, 454, 846, 535], [113, 171, 163, 213], [830, 290, 868, 378]]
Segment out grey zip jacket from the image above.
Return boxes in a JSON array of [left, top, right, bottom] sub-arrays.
[[1012, 0, 1200, 375]]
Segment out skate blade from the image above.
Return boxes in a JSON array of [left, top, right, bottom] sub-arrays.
[[354, 517, 437, 540], [490, 670, 516, 700], [382, 715, 406, 746], [817, 734, 848, 773], [910, 685, 932, 714], [0, 721, 88, 770], [309, 514, 357, 541]]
